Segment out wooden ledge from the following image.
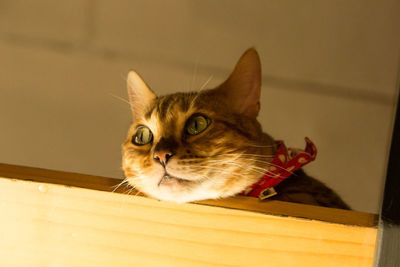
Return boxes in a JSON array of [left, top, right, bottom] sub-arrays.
[[0, 163, 378, 266], [0, 163, 377, 227]]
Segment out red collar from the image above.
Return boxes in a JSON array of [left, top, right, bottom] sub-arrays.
[[241, 137, 317, 200]]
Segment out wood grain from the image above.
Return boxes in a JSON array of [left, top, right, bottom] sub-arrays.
[[0, 163, 378, 226], [0, 177, 376, 267]]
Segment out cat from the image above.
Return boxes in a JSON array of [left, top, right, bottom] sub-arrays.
[[122, 48, 350, 209]]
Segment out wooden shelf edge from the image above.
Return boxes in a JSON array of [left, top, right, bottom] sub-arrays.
[[0, 163, 378, 227]]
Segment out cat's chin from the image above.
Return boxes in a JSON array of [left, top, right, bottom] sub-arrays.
[[157, 174, 201, 195], [158, 175, 185, 192], [155, 190, 223, 203], [149, 176, 219, 203]]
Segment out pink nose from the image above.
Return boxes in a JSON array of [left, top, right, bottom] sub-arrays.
[[154, 150, 173, 166]]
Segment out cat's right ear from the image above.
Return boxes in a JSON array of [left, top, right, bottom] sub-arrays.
[[213, 48, 262, 118], [127, 71, 156, 120]]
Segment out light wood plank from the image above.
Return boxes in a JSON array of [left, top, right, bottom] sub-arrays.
[[0, 177, 376, 267], [0, 163, 378, 226]]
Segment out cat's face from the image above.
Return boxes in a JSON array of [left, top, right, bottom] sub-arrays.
[[122, 49, 275, 202]]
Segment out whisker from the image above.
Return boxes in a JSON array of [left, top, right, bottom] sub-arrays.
[[196, 161, 271, 176], [178, 154, 274, 165], [189, 163, 268, 177], [190, 56, 200, 92], [108, 93, 131, 106], [201, 152, 275, 158], [246, 144, 276, 148], [240, 157, 297, 175], [111, 179, 128, 193], [188, 75, 212, 110], [124, 187, 136, 195], [181, 154, 295, 176], [113, 176, 145, 192], [224, 153, 275, 158], [188, 90, 204, 110], [199, 75, 213, 91], [190, 170, 246, 182], [126, 177, 144, 181]]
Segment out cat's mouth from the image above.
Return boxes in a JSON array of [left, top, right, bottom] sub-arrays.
[[158, 173, 190, 186]]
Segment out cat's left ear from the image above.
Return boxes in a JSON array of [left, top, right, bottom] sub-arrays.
[[217, 48, 261, 117], [127, 71, 156, 120]]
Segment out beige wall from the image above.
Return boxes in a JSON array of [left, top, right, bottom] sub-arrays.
[[0, 0, 399, 213]]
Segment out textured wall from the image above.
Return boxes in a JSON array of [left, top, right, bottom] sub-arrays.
[[0, 0, 399, 212]]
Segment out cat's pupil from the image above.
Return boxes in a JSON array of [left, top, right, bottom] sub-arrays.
[[186, 115, 209, 135]]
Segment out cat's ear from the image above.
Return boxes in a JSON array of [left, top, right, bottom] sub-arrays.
[[217, 48, 261, 117], [127, 70, 156, 119]]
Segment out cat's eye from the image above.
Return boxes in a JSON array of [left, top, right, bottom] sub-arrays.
[[186, 115, 210, 135], [132, 126, 153, 145]]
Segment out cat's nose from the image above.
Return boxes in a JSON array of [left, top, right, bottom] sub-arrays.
[[153, 150, 173, 166]]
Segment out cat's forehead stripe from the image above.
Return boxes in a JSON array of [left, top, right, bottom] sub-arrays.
[[158, 95, 177, 120], [144, 101, 157, 120], [146, 93, 195, 120]]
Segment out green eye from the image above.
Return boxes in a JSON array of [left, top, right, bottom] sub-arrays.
[[186, 115, 210, 135], [133, 126, 153, 145]]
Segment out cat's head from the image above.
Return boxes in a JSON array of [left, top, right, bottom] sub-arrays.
[[122, 48, 275, 202]]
